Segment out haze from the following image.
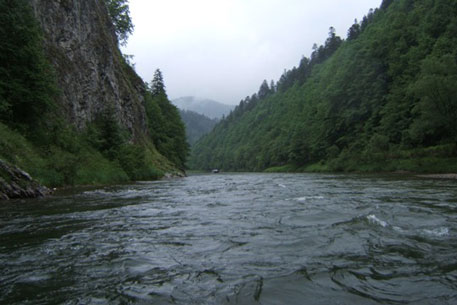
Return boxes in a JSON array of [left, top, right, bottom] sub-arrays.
[[123, 0, 381, 105]]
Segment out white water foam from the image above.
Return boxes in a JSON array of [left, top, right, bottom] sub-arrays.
[[295, 196, 325, 202], [423, 227, 450, 237], [367, 214, 389, 228]]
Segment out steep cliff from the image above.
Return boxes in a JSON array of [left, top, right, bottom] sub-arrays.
[[0, 0, 187, 197], [29, 0, 147, 138]]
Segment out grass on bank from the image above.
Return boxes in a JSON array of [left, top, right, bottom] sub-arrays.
[[264, 144, 457, 174], [0, 122, 173, 187]]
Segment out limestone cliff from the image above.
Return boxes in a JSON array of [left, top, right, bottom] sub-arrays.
[[29, 0, 147, 138]]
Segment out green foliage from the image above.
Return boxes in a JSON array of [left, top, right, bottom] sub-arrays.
[[144, 70, 189, 170], [86, 107, 127, 159], [150, 69, 166, 96], [104, 0, 134, 46], [0, 113, 169, 187], [0, 122, 44, 171], [74, 151, 129, 185], [0, 0, 57, 136], [116, 144, 162, 181], [82, 107, 167, 182], [190, 0, 457, 173], [409, 54, 457, 144]]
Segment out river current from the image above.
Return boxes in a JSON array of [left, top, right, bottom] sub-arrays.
[[1, 173, 456, 304]]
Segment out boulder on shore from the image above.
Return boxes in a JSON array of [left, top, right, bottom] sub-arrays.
[[0, 160, 50, 200]]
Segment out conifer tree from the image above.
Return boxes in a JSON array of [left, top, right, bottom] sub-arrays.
[[347, 19, 361, 40], [258, 80, 270, 99], [145, 68, 189, 169], [381, 0, 394, 10], [150, 69, 166, 96], [270, 80, 276, 93]]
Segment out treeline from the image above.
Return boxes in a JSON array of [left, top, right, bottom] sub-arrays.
[[190, 0, 457, 173], [225, 26, 344, 123], [0, 0, 188, 186]]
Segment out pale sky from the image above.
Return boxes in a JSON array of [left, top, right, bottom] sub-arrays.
[[122, 0, 381, 105]]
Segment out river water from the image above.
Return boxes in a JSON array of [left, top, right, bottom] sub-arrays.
[[1, 173, 456, 304]]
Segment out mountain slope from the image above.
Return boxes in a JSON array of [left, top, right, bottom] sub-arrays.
[[190, 0, 457, 173], [179, 110, 218, 146], [172, 96, 234, 119]]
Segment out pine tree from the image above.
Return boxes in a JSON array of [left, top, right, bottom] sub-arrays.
[[347, 19, 361, 40], [381, 0, 394, 10], [270, 80, 276, 93], [258, 80, 270, 99], [325, 27, 342, 54], [145, 69, 189, 169], [150, 69, 166, 96]]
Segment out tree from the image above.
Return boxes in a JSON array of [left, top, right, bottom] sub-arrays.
[[325, 27, 342, 55], [270, 80, 276, 93], [410, 54, 457, 144], [87, 106, 126, 159], [150, 69, 166, 96], [381, 0, 394, 10], [104, 0, 134, 46], [258, 80, 270, 99], [145, 70, 189, 169], [347, 19, 361, 40], [0, 0, 57, 134]]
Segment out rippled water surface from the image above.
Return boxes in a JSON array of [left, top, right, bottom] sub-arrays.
[[1, 173, 457, 304]]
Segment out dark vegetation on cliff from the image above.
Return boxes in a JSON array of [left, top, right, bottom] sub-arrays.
[[0, 0, 188, 189], [190, 0, 457, 173]]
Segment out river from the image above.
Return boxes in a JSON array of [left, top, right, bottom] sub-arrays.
[[1, 173, 456, 304]]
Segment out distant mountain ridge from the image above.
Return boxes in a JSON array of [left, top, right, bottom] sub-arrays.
[[172, 96, 234, 119]]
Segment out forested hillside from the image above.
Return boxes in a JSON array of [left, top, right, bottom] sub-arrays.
[[179, 110, 218, 146], [190, 0, 457, 173], [0, 0, 188, 191]]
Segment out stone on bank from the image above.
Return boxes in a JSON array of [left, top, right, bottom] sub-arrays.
[[0, 160, 50, 200]]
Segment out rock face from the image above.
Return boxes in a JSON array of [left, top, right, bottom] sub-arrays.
[[29, 0, 147, 138], [0, 160, 50, 200]]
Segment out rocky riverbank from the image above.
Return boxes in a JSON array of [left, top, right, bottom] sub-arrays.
[[0, 160, 50, 200]]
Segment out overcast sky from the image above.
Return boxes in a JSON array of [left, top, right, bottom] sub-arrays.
[[122, 0, 381, 105]]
